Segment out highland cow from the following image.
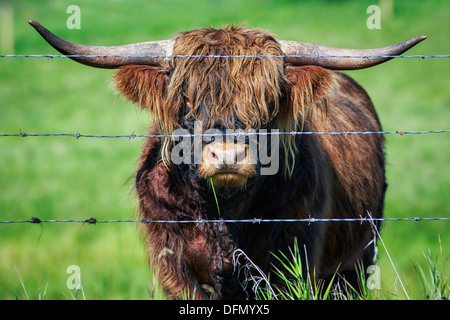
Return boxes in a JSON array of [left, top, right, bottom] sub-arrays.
[[29, 20, 426, 299]]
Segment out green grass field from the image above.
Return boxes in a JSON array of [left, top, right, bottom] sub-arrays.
[[0, 0, 449, 299]]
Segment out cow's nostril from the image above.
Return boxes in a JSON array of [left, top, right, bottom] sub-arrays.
[[204, 146, 222, 164]]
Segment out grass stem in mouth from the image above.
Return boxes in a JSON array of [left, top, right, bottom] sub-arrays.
[[210, 176, 221, 217]]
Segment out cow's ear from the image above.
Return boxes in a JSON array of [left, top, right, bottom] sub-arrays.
[[284, 66, 334, 127], [114, 65, 167, 113]]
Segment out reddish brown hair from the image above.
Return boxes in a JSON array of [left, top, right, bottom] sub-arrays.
[[115, 27, 339, 176]]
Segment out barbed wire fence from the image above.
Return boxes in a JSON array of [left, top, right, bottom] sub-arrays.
[[1, 129, 448, 225], [1, 52, 449, 226]]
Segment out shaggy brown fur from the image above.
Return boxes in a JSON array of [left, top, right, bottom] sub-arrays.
[[115, 26, 386, 299]]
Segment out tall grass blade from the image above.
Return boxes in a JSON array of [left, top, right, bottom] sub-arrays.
[[13, 266, 29, 300], [367, 213, 410, 299]]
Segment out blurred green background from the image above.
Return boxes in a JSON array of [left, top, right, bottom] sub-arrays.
[[0, 0, 448, 299]]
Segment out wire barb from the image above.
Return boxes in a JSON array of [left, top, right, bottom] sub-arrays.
[[85, 217, 97, 225], [30, 217, 41, 224]]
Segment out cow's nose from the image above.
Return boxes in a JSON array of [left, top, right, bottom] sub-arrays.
[[203, 142, 248, 166]]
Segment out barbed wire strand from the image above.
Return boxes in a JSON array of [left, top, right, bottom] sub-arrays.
[[1, 216, 449, 225], [1, 54, 450, 59], [0, 130, 449, 140]]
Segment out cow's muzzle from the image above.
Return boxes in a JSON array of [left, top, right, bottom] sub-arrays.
[[198, 141, 256, 187]]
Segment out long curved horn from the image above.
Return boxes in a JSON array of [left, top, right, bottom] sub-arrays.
[[279, 36, 427, 70], [28, 20, 173, 68]]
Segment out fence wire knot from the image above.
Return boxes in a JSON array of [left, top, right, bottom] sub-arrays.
[[253, 218, 262, 224], [85, 217, 97, 225], [30, 217, 41, 224], [129, 132, 136, 141]]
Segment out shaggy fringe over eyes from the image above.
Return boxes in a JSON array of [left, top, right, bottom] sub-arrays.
[[163, 26, 297, 174], [167, 26, 285, 130], [115, 27, 334, 178]]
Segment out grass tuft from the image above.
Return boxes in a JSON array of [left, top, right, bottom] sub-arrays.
[[414, 236, 449, 300]]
